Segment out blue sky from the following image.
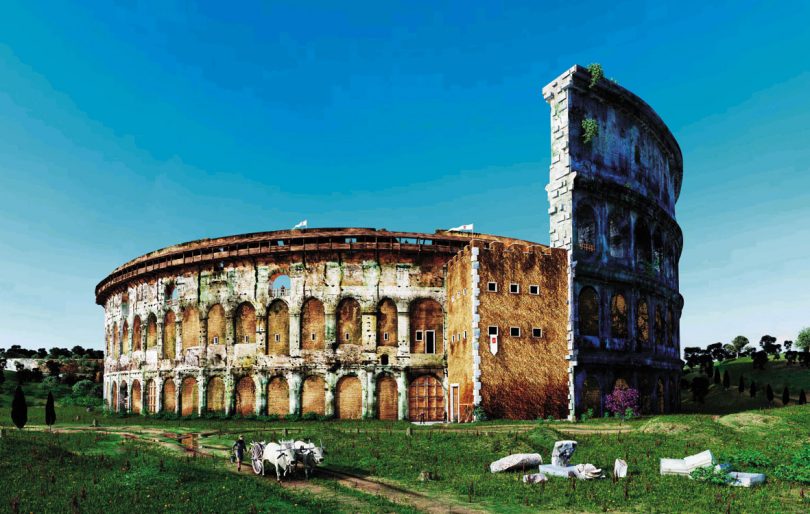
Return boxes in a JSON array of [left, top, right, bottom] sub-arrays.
[[1, 1, 808, 352]]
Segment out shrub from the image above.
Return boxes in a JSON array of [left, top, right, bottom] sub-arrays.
[[690, 466, 732, 485], [721, 449, 772, 469], [586, 63, 604, 88], [45, 392, 56, 429], [71, 380, 97, 398], [738, 375, 745, 394], [581, 118, 599, 144], [773, 445, 810, 483], [766, 384, 774, 403], [284, 413, 301, 422], [722, 370, 730, 389], [605, 386, 639, 418], [11, 385, 27, 429], [782, 386, 790, 405], [691, 376, 710, 403], [799, 389, 807, 405], [713, 368, 721, 385], [42, 376, 60, 391], [749, 380, 757, 398], [473, 406, 488, 422], [301, 412, 319, 421]]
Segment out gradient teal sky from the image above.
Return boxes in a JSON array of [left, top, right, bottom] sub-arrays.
[[1, 1, 808, 352]]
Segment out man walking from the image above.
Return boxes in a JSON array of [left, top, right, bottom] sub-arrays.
[[232, 435, 247, 472]]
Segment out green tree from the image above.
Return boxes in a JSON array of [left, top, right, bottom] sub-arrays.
[[766, 384, 774, 403], [796, 327, 810, 351], [738, 375, 745, 394], [722, 370, 730, 389], [750, 381, 757, 398], [799, 389, 807, 405], [731, 335, 750, 355], [45, 392, 56, 430], [11, 385, 27, 429], [782, 386, 790, 406]]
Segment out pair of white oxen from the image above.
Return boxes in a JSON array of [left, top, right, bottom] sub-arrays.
[[250, 440, 325, 481]]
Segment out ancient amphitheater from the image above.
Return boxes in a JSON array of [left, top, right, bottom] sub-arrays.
[[99, 65, 684, 421]]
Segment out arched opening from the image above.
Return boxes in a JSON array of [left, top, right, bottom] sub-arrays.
[[613, 377, 630, 392], [301, 375, 325, 415], [146, 314, 158, 349], [336, 375, 362, 419], [608, 210, 630, 259], [112, 323, 119, 358], [181, 307, 200, 350], [377, 374, 398, 420], [655, 304, 665, 346], [207, 376, 226, 413], [131, 380, 142, 414], [657, 378, 665, 414], [653, 231, 664, 275], [266, 376, 289, 416], [575, 204, 597, 255], [377, 298, 398, 347], [181, 377, 198, 416], [408, 375, 444, 422], [207, 304, 226, 345], [132, 317, 142, 352], [146, 379, 157, 414], [270, 274, 291, 298], [235, 302, 256, 344], [582, 376, 601, 417], [122, 321, 130, 354], [610, 293, 628, 339], [301, 298, 325, 351], [235, 376, 255, 416], [578, 287, 600, 337], [337, 297, 362, 348], [635, 220, 652, 270], [666, 307, 674, 347], [111, 382, 118, 412], [636, 299, 649, 349], [380, 354, 389, 365], [119, 382, 128, 413], [266, 300, 290, 355], [409, 298, 443, 354], [669, 377, 677, 411], [639, 375, 652, 414], [162, 379, 176, 413], [163, 311, 176, 359]]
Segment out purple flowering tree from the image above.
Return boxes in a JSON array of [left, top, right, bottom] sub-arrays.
[[604, 386, 640, 420]]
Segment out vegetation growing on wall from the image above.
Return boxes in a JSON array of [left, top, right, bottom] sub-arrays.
[[587, 63, 603, 88], [582, 118, 599, 144]]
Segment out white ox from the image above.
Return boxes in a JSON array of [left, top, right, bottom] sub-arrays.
[[261, 442, 296, 481], [293, 440, 325, 479]]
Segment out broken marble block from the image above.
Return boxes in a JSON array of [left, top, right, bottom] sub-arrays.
[[522, 472, 548, 484], [551, 440, 577, 467], [489, 453, 543, 473], [538, 464, 579, 478], [613, 459, 628, 478], [728, 472, 766, 487], [574, 463, 604, 480], [660, 450, 714, 476]]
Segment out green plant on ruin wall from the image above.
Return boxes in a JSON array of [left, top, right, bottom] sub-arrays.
[[581, 118, 599, 144], [587, 63, 603, 88]]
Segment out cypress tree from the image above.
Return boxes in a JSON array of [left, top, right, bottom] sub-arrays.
[[713, 367, 721, 384], [781, 386, 790, 406], [766, 384, 774, 403], [749, 381, 757, 398], [11, 385, 27, 429], [722, 370, 730, 389], [45, 392, 56, 430], [799, 389, 807, 405], [738, 375, 745, 394]]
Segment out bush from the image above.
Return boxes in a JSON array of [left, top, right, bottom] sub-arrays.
[[691, 376, 710, 403], [301, 412, 319, 421], [71, 380, 97, 398], [605, 386, 639, 418], [284, 413, 301, 422], [689, 466, 732, 485], [42, 376, 60, 391], [473, 406, 489, 422], [721, 449, 772, 469], [773, 445, 810, 483], [581, 118, 599, 144]]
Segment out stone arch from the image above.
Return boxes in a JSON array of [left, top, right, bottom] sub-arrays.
[[131, 379, 142, 414], [639, 374, 652, 414], [301, 375, 325, 415], [132, 317, 142, 352], [613, 376, 630, 393], [610, 293, 628, 339], [269, 273, 291, 298], [582, 375, 601, 417], [655, 304, 665, 346], [337, 297, 362, 347], [636, 298, 649, 348], [181, 376, 198, 416], [207, 376, 226, 413], [122, 321, 130, 354], [635, 219, 652, 269], [266, 376, 289, 416], [235, 302, 256, 344], [146, 379, 157, 414], [162, 379, 176, 413], [163, 311, 176, 359], [235, 376, 256, 416], [301, 298, 325, 351], [146, 314, 158, 349], [608, 208, 630, 259], [578, 287, 600, 337], [377, 298, 398, 347], [266, 300, 290, 355], [113, 323, 119, 358], [110, 381, 118, 411], [181, 306, 200, 350], [653, 230, 664, 276], [575, 203, 598, 255], [207, 304, 226, 345], [119, 381, 129, 412], [377, 374, 398, 420], [669, 377, 677, 411], [335, 375, 362, 419], [408, 375, 444, 422], [409, 298, 443, 354]]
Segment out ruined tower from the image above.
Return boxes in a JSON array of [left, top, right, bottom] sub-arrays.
[[542, 65, 684, 419]]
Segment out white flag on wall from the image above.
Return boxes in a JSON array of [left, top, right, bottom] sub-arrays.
[[449, 223, 474, 232], [293, 219, 308, 230]]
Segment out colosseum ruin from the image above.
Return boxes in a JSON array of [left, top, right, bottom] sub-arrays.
[[98, 65, 684, 421]]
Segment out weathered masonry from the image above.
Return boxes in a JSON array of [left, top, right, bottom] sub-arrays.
[[98, 64, 683, 421]]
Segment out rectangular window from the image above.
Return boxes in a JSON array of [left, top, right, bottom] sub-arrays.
[[487, 282, 498, 292], [345, 332, 350, 341], [425, 330, 436, 354], [510, 283, 520, 294], [212, 336, 219, 344], [488, 326, 498, 336], [532, 328, 543, 338], [275, 334, 280, 343], [451, 335, 455, 343], [243, 335, 249, 343], [383, 332, 389, 341], [463, 330, 467, 340], [415, 330, 423, 341], [311, 332, 316, 341], [510, 327, 521, 337], [529, 285, 540, 295]]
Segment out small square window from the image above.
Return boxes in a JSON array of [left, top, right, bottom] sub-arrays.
[[383, 332, 389, 341], [487, 282, 498, 292], [415, 331, 423, 341], [488, 326, 499, 336], [529, 285, 540, 295], [212, 336, 219, 344], [510, 283, 520, 294], [510, 327, 521, 337], [274, 334, 280, 342], [532, 328, 543, 338]]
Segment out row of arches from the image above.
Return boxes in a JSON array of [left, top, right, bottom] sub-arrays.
[[580, 373, 679, 417], [109, 373, 444, 421], [578, 286, 678, 349], [108, 297, 442, 359]]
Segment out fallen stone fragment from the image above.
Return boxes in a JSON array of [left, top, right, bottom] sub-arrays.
[[613, 459, 627, 478], [660, 450, 714, 476], [728, 472, 765, 487], [522, 472, 548, 484], [489, 453, 543, 473], [538, 464, 579, 478], [551, 440, 577, 467], [574, 463, 603, 480]]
